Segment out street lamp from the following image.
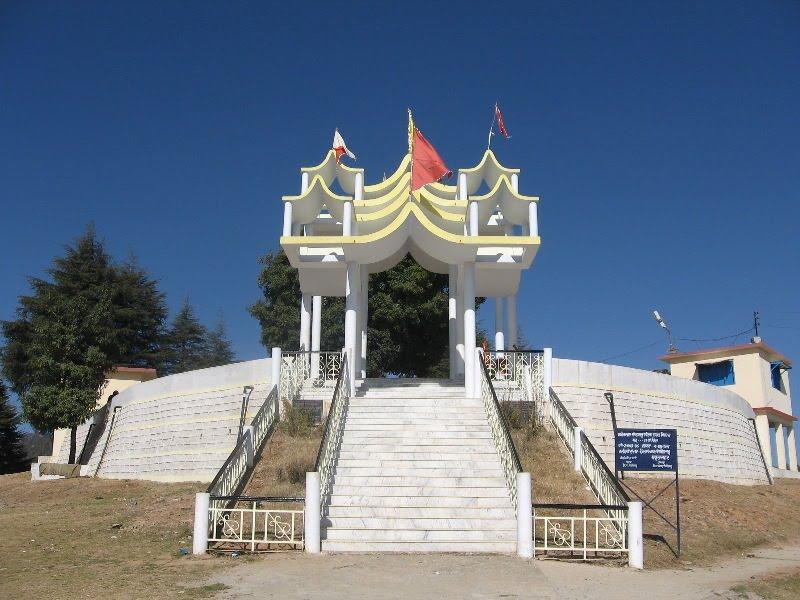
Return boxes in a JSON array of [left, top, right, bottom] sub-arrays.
[[653, 310, 676, 353]]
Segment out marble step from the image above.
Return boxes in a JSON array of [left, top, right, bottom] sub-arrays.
[[322, 528, 516, 542], [333, 467, 504, 478], [326, 495, 511, 508], [325, 506, 515, 519], [342, 423, 491, 432], [346, 407, 487, 417], [336, 451, 500, 461], [323, 517, 517, 530], [352, 398, 480, 405], [331, 476, 507, 487], [338, 440, 498, 449], [329, 486, 511, 497], [321, 540, 515, 553], [335, 458, 502, 469]]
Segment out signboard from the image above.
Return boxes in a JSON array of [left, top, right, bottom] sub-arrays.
[[615, 428, 678, 472]]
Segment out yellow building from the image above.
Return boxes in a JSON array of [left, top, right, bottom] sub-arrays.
[[660, 340, 796, 475]]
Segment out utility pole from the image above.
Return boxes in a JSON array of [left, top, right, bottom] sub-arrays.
[[753, 311, 760, 338]]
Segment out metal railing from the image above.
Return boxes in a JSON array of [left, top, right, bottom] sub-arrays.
[[547, 388, 629, 526], [281, 351, 343, 404], [208, 496, 304, 552], [485, 350, 545, 425], [532, 503, 628, 559], [207, 387, 279, 505], [479, 353, 523, 509], [314, 351, 350, 501]]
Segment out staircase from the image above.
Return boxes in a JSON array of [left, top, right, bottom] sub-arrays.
[[321, 379, 517, 552]]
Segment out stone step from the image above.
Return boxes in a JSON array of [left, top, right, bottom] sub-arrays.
[[352, 396, 478, 404], [342, 423, 491, 432], [336, 451, 500, 461], [331, 476, 507, 487], [338, 440, 498, 450], [335, 458, 502, 469], [346, 407, 487, 416], [323, 517, 518, 530], [325, 506, 515, 519], [322, 528, 516, 542], [333, 467, 503, 478], [341, 431, 492, 440], [328, 486, 511, 498], [321, 540, 515, 553], [327, 495, 510, 508]]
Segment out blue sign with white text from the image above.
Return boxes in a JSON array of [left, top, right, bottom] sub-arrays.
[[615, 429, 678, 472]]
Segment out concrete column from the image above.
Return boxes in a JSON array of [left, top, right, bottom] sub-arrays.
[[755, 414, 773, 470], [311, 296, 322, 378], [507, 294, 517, 350], [494, 297, 505, 352], [282, 202, 293, 237], [627, 501, 644, 569], [299, 293, 312, 351], [788, 425, 798, 471], [510, 173, 519, 193], [462, 263, 476, 396], [304, 472, 321, 553], [468, 201, 479, 236], [528, 202, 539, 237], [776, 422, 788, 470], [516, 472, 533, 558], [271, 347, 283, 418], [192, 492, 210, 555], [458, 172, 467, 200], [474, 347, 482, 401], [345, 262, 360, 393], [543, 348, 553, 400], [573, 426, 583, 471], [354, 172, 364, 200], [301, 172, 309, 193], [359, 267, 368, 379], [448, 265, 458, 380], [456, 265, 465, 376], [343, 201, 353, 236]]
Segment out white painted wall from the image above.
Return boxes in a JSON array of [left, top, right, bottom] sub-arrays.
[[82, 359, 272, 482], [552, 358, 769, 485]]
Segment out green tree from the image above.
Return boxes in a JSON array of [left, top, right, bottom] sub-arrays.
[[0, 381, 27, 474], [203, 318, 236, 368], [163, 299, 209, 374], [250, 250, 483, 377]]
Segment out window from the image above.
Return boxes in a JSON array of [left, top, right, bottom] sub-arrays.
[[770, 362, 784, 392], [697, 360, 735, 386]]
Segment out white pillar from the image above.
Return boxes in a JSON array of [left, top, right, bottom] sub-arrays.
[[507, 294, 517, 350], [788, 425, 798, 471], [543, 348, 553, 400], [510, 173, 519, 193], [354, 172, 364, 200], [776, 422, 787, 470], [627, 501, 644, 569], [463, 263, 476, 396], [311, 296, 322, 378], [456, 266, 465, 377], [448, 265, 458, 380], [755, 414, 773, 470], [299, 293, 311, 351], [192, 492, 210, 555], [573, 426, 583, 471], [343, 201, 353, 236], [458, 172, 467, 200], [301, 172, 309, 193], [474, 347, 482, 401], [468, 201, 479, 236], [271, 347, 283, 418], [494, 297, 505, 352], [359, 267, 368, 379], [516, 472, 533, 558], [345, 262, 360, 394], [304, 472, 321, 553], [528, 202, 539, 237], [282, 202, 293, 237]]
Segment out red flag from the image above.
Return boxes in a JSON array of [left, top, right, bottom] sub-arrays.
[[411, 125, 452, 191], [495, 103, 510, 138]]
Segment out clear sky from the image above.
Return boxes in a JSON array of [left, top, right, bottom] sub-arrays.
[[1, 3, 799, 415]]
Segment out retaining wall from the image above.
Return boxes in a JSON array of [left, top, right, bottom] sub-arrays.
[[80, 359, 272, 483], [552, 358, 770, 485]]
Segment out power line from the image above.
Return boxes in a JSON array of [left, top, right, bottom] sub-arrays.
[[599, 339, 663, 363], [676, 327, 754, 343]]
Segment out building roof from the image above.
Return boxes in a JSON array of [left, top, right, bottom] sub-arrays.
[[110, 366, 158, 377], [659, 341, 792, 367]]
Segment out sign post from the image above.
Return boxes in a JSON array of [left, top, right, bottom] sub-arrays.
[[614, 428, 681, 556]]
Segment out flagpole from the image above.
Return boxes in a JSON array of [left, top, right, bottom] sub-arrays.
[[487, 103, 497, 151]]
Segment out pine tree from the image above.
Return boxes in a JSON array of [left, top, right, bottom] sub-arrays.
[[164, 299, 209, 374], [0, 381, 27, 474], [203, 318, 236, 368]]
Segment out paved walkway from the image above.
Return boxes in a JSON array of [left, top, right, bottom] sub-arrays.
[[210, 545, 800, 599]]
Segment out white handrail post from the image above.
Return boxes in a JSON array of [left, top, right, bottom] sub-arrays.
[[271, 347, 282, 419], [627, 501, 644, 569], [516, 472, 533, 558], [305, 472, 321, 553], [193, 492, 210, 555], [474, 347, 482, 400], [573, 426, 583, 471], [543, 347, 553, 401]]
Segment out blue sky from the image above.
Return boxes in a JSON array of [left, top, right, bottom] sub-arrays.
[[1, 3, 799, 415]]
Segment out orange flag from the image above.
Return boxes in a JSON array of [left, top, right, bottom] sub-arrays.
[[409, 111, 452, 191]]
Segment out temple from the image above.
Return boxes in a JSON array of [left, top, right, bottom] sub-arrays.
[[280, 148, 541, 394]]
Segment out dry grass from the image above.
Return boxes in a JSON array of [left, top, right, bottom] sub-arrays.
[[244, 427, 322, 498], [0, 473, 233, 599], [731, 568, 800, 599]]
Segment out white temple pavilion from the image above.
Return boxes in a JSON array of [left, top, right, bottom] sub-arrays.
[[280, 149, 541, 393]]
